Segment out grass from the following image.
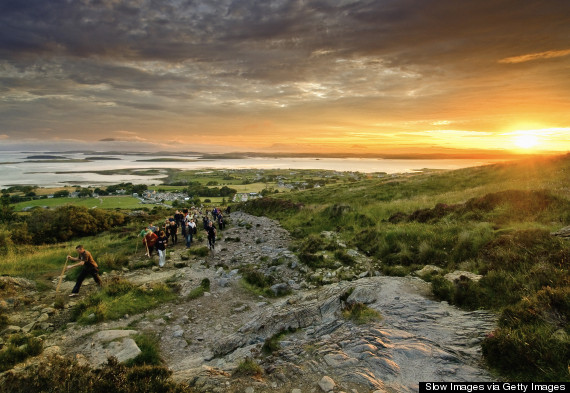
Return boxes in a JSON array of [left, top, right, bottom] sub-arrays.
[[262, 328, 297, 354], [0, 231, 138, 281], [0, 333, 43, 372], [237, 153, 570, 381], [12, 196, 155, 212], [186, 278, 211, 300], [0, 355, 190, 393], [187, 246, 209, 257], [126, 334, 163, 366], [71, 277, 177, 324], [342, 302, 382, 325], [232, 357, 263, 377]]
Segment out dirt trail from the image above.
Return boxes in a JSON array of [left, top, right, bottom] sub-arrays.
[[2, 212, 496, 392]]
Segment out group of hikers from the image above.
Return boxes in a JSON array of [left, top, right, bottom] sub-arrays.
[[64, 206, 230, 297]]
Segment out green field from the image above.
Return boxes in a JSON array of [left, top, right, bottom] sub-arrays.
[[13, 196, 155, 212]]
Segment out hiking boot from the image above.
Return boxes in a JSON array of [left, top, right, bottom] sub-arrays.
[[69, 293, 78, 297]]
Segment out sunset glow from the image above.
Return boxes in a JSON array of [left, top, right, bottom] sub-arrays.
[[0, 1, 568, 155], [514, 133, 539, 149]]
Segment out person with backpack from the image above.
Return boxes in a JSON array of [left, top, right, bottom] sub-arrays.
[[205, 220, 217, 250], [217, 213, 225, 230], [66, 245, 102, 297], [156, 230, 168, 267]]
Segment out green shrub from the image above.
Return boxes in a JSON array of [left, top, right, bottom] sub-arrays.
[[233, 357, 263, 377], [186, 278, 211, 300], [241, 266, 273, 288], [334, 249, 356, 266], [0, 355, 190, 393], [482, 324, 569, 381], [299, 234, 325, 254], [127, 334, 162, 366], [261, 328, 297, 354], [0, 334, 43, 372], [342, 302, 382, 325]]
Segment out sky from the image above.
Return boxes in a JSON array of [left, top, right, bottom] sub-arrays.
[[1, 0, 569, 155]]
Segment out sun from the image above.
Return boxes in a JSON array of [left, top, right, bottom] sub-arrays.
[[513, 133, 539, 149]]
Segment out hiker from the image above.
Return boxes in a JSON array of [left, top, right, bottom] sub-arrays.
[[226, 205, 231, 214], [169, 220, 178, 245], [185, 217, 196, 248], [144, 230, 158, 257], [217, 213, 225, 230], [205, 220, 217, 250], [139, 226, 152, 238], [175, 210, 184, 229], [156, 230, 168, 267], [66, 245, 102, 297]]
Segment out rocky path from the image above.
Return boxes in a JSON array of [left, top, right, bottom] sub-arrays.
[[2, 211, 497, 392]]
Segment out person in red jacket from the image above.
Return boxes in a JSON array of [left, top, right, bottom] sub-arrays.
[[144, 230, 159, 257]]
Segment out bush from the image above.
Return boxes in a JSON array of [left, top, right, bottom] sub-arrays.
[[127, 334, 163, 366], [334, 249, 356, 266], [342, 302, 382, 325], [0, 355, 190, 393], [233, 357, 263, 377], [482, 324, 570, 381], [187, 278, 211, 300], [0, 334, 43, 372], [241, 266, 273, 288]]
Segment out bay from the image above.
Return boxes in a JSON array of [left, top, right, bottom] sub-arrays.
[[0, 151, 500, 188]]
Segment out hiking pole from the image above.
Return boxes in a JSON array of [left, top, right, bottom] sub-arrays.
[[56, 257, 69, 293], [145, 238, 150, 257]]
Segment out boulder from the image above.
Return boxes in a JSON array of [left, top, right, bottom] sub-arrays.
[[346, 286, 378, 305], [318, 376, 336, 392], [552, 226, 570, 238], [415, 265, 443, 278], [270, 283, 290, 296], [444, 271, 482, 283]]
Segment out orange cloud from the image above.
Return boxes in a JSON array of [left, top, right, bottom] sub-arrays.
[[499, 49, 570, 64]]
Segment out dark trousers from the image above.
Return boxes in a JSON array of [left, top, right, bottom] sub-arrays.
[[72, 266, 102, 294]]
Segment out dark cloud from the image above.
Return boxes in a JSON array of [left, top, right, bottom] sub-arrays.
[[0, 0, 569, 148]]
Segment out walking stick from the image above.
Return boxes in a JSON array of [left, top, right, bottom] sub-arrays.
[[144, 238, 150, 257], [135, 237, 139, 254], [56, 257, 69, 293]]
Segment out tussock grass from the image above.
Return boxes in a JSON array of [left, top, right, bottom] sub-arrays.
[[186, 278, 211, 300], [233, 357, 263, 377], [71, 277, 177, 324], [342, 302, 382, 325], [0, 356, 190, 393], [0, 334, 43, 372]]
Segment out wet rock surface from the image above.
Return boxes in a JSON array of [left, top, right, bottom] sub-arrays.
[[2, 211, 497, 392]]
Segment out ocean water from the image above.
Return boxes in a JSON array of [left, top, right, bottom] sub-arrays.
[[0, 151, 499, 188]]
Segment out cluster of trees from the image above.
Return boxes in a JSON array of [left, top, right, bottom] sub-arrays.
[[1, 204, 126, 245], [2, 183, 149, 202], [185, 182, 237, 198]]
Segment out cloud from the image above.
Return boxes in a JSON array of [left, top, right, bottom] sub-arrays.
[[499, 49, 570, 64], [1, 0, 569, 151], [0, 134, 9, 140]]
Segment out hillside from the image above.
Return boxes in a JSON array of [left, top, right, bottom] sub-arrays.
[[0, 154, 568, 391]]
